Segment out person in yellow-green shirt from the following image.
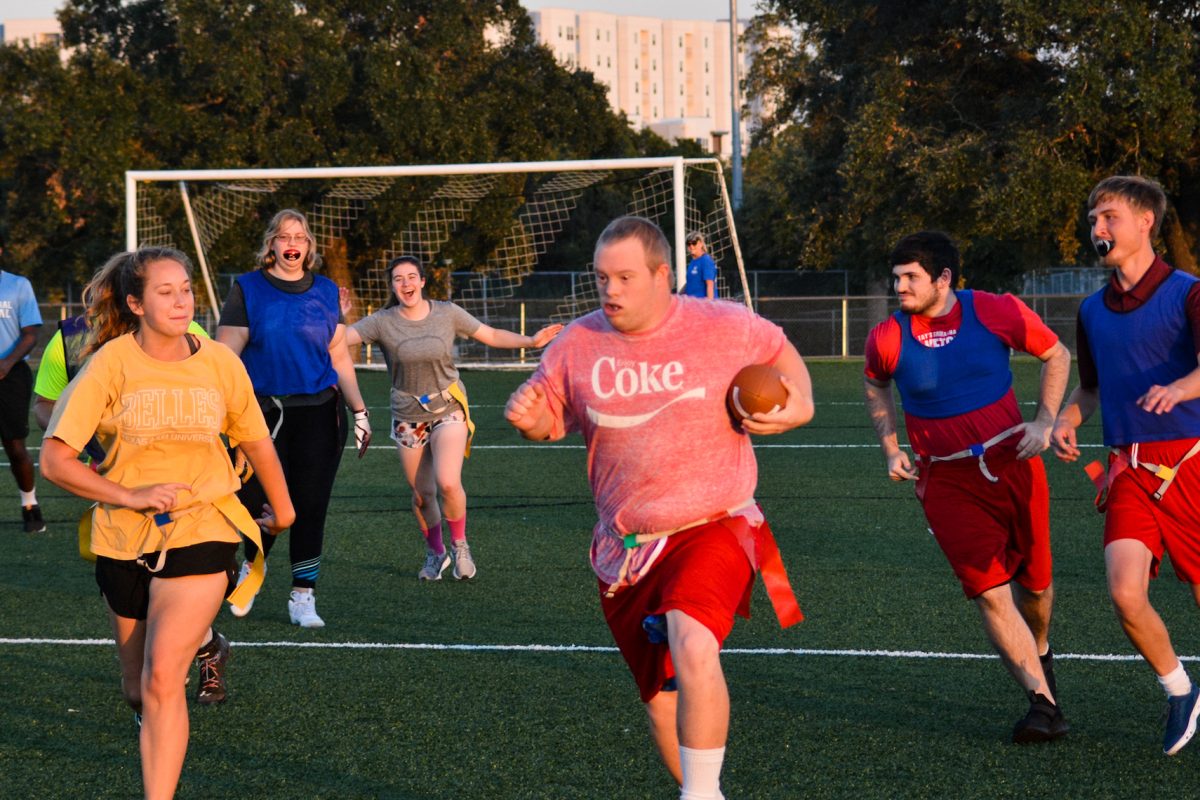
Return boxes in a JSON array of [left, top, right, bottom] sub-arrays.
[[41, 247, 294, 800]]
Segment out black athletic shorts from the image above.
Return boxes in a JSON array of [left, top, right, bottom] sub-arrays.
[[95, 540, 239, 621], [0, 359, 32, 440]]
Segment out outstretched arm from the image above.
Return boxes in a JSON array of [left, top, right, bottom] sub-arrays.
[[472, 323, 564, 350], [863, 376, 916, 481], [740, 341, 815, 435]]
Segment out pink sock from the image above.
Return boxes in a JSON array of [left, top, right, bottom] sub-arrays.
[[423, 522, 445, 554], [447, 515, 467, 545]]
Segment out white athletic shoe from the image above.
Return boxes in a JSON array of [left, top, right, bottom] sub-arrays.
[[228, 559, 265, 618], [288, 590, 325, 628], [452, 540, 477, 580]]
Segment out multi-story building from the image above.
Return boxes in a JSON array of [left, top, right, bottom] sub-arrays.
[[529, 8, 763, 157], [1, 17, 64, 50]]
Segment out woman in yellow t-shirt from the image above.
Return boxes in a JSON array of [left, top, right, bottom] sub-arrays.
[[41, 247, 294, 800]]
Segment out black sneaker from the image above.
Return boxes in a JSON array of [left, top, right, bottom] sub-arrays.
[[22, 504, 45, 533], [195, 631, 230, 705], [1012, 691, 1069, 744], [1040, 648, 1058, 701]]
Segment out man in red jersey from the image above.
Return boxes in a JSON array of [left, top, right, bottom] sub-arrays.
[[506, 216, 813, 800], [863, 231, 1071, 743]]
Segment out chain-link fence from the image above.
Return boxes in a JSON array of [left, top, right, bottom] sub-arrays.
[[28, 292, 1089, 367]]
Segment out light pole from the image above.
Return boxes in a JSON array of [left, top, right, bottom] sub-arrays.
[[729, 0, 744, 211]]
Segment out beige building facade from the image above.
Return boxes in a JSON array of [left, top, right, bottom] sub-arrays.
[[530, 8, 759, 157]]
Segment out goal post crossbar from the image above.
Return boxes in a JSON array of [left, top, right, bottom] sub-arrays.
[[125, 157, 732, 290]]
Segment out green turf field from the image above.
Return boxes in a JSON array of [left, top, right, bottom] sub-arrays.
[[4, 361, 1200, 798]]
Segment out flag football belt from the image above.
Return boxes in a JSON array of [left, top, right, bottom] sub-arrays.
[[920, 424, 1025, 483], [76, 494, 268, 610], [409, 382, 476, 457], [1083, 439, 1200, 511], [604, 500, 803, 628]]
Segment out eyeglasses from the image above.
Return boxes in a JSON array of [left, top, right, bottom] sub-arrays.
[[275, 234, 308, 245]]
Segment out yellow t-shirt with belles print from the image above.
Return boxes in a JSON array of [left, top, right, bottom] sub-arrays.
[[45, 333, 269, 561]]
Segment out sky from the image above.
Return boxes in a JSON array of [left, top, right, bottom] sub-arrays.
[[0, 0, 765, 23]]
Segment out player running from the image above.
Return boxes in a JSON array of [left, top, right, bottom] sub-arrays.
[[33, 313, 233, 706], [863, 231, 1071, 743], [1053, 175, 1200, 755], [506, 215, 812, 799], [40, 247, 293, 799], [345, 255, 560, 581]]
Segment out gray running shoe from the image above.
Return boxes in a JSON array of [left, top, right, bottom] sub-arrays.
[[452, 540, 477, 580], [418, 548, 451, 581]]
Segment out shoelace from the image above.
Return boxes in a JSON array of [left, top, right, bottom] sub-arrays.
[[197, 653, 224, 696]]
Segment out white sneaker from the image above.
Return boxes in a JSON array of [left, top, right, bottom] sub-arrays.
[[288, 590, 325, 628], [228, 559, 264, 618], [452, 540, 477, 580]]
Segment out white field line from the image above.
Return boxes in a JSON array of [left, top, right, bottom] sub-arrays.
[[0, 636, 1172, 662]]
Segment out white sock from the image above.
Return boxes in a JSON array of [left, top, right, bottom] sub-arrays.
[[1159, 661, 1193, 698], [679, 745, 725, 800], [20, 489, 36, 507]]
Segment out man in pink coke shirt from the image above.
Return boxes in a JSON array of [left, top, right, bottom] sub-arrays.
[[505, 216, 814, 800]]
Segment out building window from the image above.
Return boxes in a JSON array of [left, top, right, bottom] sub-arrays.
[[557, 26, 562, 38], [635, 83, 639, 94], [679, 62, 683, 72], [596, 29, 600, 41], [705, 62, 710, 73], [654, 106, 658, 116], [566, 26, 574, 41], [679, 36, 683, 47], [653, 83, 657, 94], [652, 34, 656, 45], [706, 107, 710, 116], [681, 108, 685, 117], [634, 57, 639, 69], [596, 55, 601, 67], [606, 56, 611, 67], [705, 86, 710, 96], [652, 59, 657, 70], [705, 37, 709, 48], [679, 86, 684, 95], [606, 30, 611, 42]]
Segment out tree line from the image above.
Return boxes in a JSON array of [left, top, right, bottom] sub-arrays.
[[0, 0, 689, 298], [743, 0, 1200, 290]]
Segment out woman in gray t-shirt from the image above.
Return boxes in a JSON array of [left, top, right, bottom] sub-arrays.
[[346, 256, 561, 582]]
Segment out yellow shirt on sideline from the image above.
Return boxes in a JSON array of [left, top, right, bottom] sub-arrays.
[[45, 333, 268, 560]]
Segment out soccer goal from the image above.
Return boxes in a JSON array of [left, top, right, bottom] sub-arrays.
[[124, 157, 749, 365]]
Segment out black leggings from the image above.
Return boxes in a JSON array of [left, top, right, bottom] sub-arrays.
[[240, 393, 348, 589]]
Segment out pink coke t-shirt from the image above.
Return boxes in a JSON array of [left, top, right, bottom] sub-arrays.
[[530, 296, 787, 583]]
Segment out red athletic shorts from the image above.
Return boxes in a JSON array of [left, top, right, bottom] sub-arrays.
[[1103, 438, 1200, 583], [918, 447, 1052, 599], [599, 518, 754, 703]]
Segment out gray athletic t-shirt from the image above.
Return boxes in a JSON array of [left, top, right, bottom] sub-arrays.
[[351, 301, 482, 422]]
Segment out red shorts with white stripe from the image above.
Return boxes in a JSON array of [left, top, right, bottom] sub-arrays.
[[1103, 438, 1200, 583], [599, 518, 754, 703], [919, 447, 1052, 598]]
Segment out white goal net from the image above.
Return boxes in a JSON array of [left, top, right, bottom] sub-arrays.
[[126, 158, 748, 365]]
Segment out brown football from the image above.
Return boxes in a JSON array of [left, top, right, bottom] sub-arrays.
[[726, 363, 787, 421]]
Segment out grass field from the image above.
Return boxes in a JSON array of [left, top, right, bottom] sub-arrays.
[[4, 360, 1200, 798]]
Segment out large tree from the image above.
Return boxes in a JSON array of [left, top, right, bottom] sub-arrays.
[[0, 0, 674, 294], [742, 1, 1200, 289]]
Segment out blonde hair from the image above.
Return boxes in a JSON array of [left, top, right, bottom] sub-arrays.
[[1088, 175, 1168, 237], [82, 247, 193, 355], [256, 209, 321, 272]]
